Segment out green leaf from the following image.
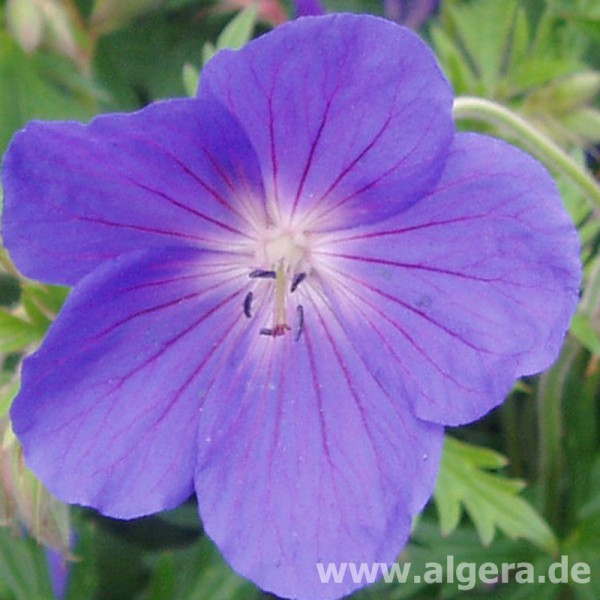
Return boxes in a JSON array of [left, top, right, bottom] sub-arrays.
[[571, 254, 600, 357], [216, 6, 258, 52], [140, 533, 261, 600], [506, 5, 530, 76], [445, 0, 518, 95], [202, 7, 258, 65], [434, 437, 559, 554], [0, 527, 55, 600], [94, 3, 212, 107], [0, 421, 72, 557], [0, 283, 66, 353], [0, 33, 98, 153], [351, 519, 544, 599], [0, 309, 46, 352], [90, 0, 166, 34], [0, 377, 18, 420], [182, 537, 261, 600], [0, 273, 20, 308], [430, 26, 479, 96], [202, 41, 217, 66], [569, 312, 600, 355], [21, 282, 68, 315], [563, 107, 600, 144], [564, 472, 600, 600], [182, 61, 199, 97]]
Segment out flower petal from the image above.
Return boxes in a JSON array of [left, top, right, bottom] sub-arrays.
[[199, 14, 454, 230], [316, 133, 581, 426], [11, 246, 255, 518], [194, 290, 443, 600], [1, 98, 265, 286]]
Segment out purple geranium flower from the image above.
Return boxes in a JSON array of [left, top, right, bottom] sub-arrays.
[[294, 0, 325, 18], [47, 547, 69, 600], [384, 0, 439, 29], [1, 14, 581, 600]]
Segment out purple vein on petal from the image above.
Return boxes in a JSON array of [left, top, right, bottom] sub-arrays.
[[291, 96, 335, 218], [245, 56, 283, 214], [93, 284, 237, 343], [322, 269, 485, 393], [299, 84, 426, 227], [319, 252, 502, 283], [199, 145, 266, 227], [323, 111, 392, 198], [27, 130, 250, 238], [312, 100, 437, 225], [143, 121, 263, 224], [140, 415, 199, 497], [46, 274, 243, 382], [302, 326, 347, 554], [290, 38, 352, 219], [332, 288, 443, 411], [121, 267, 244, 293], [327, 214, 489, 243], [116, 133, 247, 221], [69, 290, 243, 469], [92, 307, 246, 484], [332, 266, 502, 357], [123, 176, 250, 238], [303, 310, 369, 539], [309, 290, 419, 460], [308, 297, 388, 484], [212, 337, 277, 542], [307, 288, 410, 410], [72, 215, 215, 244], [268, 94, 279, 211]]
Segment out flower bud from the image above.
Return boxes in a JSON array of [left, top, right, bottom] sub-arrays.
[[528, 72, 600, 114], [0, 418, 71, 556], [37, 0, 80, 64], [6, 0, 44, 54], [563, 107, 600, 145], [90, 0, 165, 34]]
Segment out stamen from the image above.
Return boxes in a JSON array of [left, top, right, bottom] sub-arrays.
[[249, 269, 276, 279], [260, 324, 291, 337], [295, 304, 304, 341], [243, 291, 253, 318], [290, 272, 307, 293]]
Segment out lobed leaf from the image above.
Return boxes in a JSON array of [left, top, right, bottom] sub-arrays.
[[434, 437, 559, 554]]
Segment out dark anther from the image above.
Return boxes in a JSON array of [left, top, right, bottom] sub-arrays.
[[290, 272, 307, 293], [260, 324, 291, 337], [295, 305, 304, 341], [249, 269, 276, 279], [243, 291, 253, 318]]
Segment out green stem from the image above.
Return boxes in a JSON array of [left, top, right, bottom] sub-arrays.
[[535, 346, 568, 528], [499, 392, 524, 478], [453, 96, 600, 220]]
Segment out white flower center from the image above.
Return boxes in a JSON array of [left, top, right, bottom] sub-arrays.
[[247, 227, 314, 340], [263, 229, 308, 270]]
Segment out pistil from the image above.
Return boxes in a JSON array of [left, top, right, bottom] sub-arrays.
[[248, 227, 312, 340]]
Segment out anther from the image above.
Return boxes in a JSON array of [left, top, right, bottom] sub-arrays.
[[249, 269, 276, 279], [260, 324, 291, 337], [243, 291, 253, 318], [295, 305, 304, 341], [290, 272, 307, 293]]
